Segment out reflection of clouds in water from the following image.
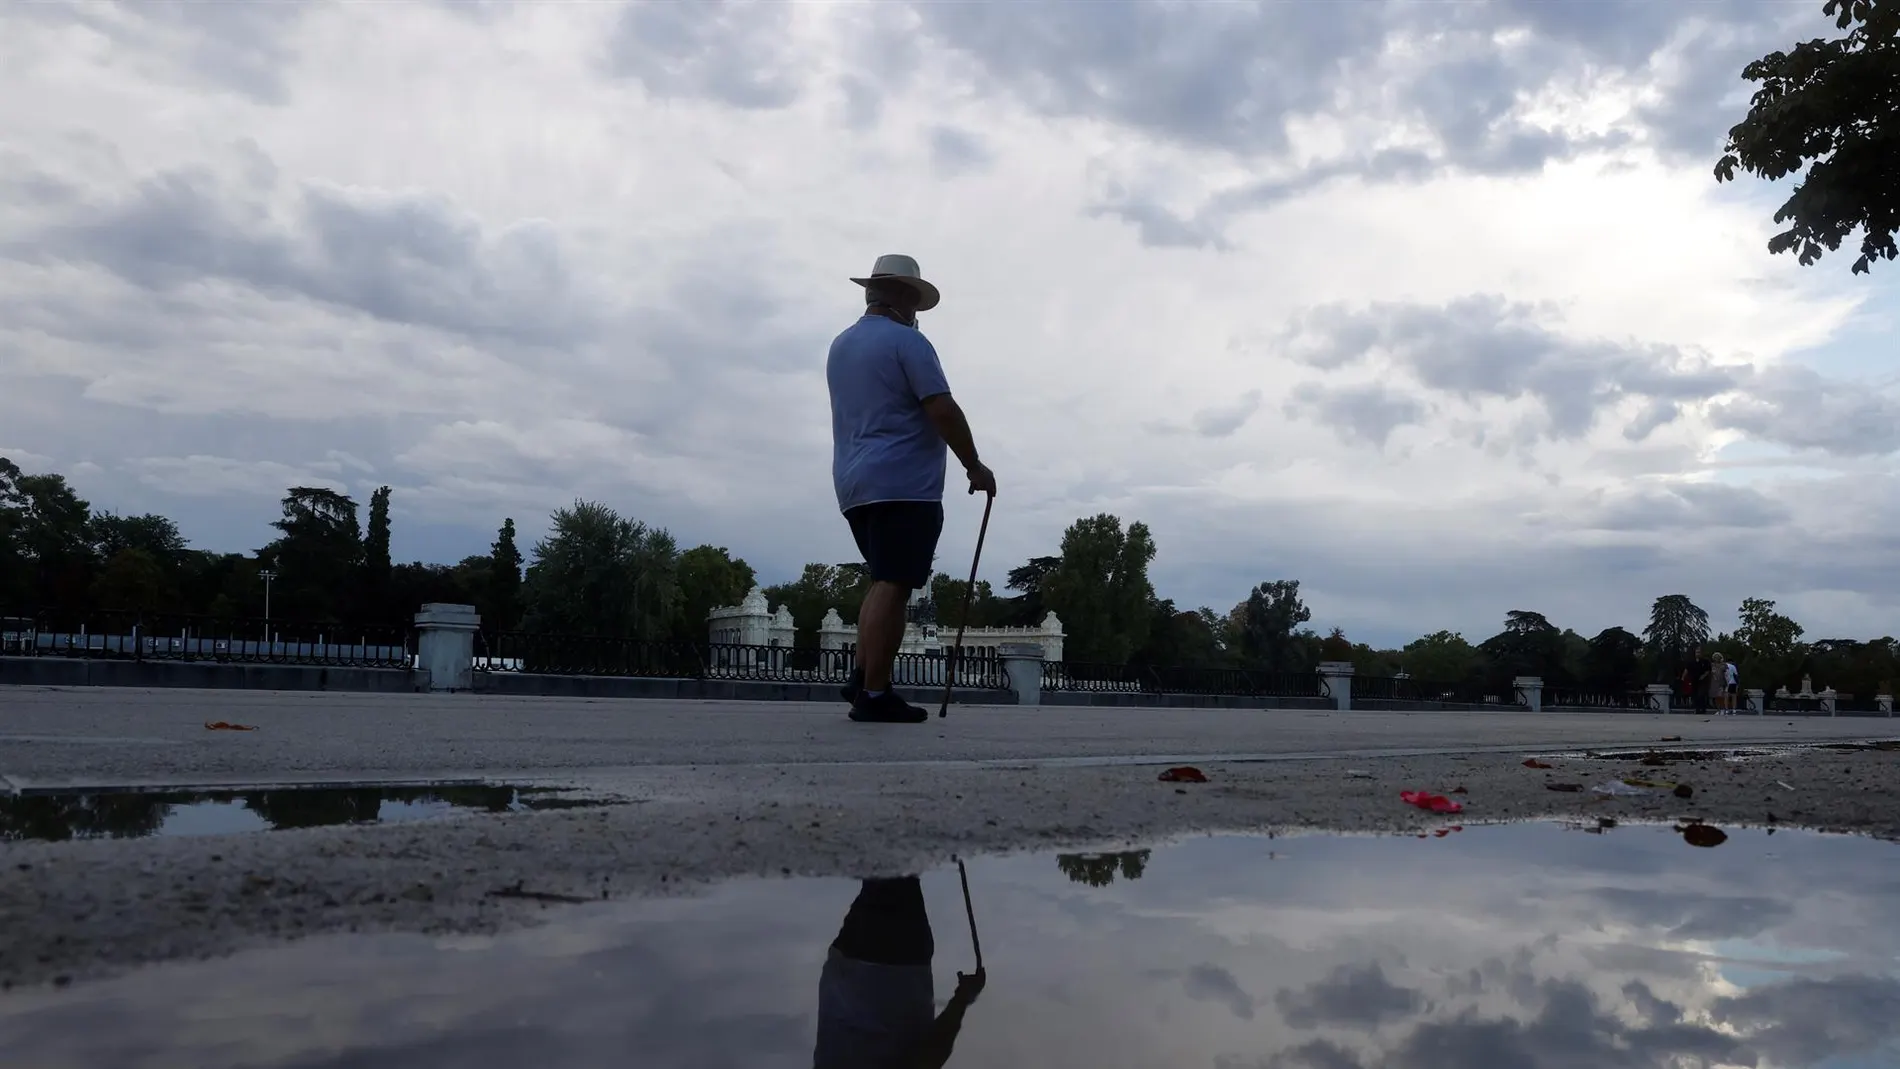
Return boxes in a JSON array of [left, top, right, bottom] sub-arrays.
[[0, 827, 1896, 1068]]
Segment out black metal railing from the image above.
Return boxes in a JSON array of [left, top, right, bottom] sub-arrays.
[[1353, 675, 1513, 705], [1, 609, 413, 669], [1041, 661, 1322, 698], [1542, 687, 1652, 710], [475, 631, 1009, 689], [1042, 660, 1149, 693], [1831, 693, 1884, 714]]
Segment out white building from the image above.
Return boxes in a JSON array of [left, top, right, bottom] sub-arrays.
[[707, 585, 1063, 661]]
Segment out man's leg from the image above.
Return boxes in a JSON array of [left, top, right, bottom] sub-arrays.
[[856, 580, 912, 694]]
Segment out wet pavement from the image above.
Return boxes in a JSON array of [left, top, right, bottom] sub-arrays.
[[0, 785, 614, 842], [3, 823, 1896, 1069]]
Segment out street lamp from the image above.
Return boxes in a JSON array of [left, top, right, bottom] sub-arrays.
[[259, 569, 276, 646]]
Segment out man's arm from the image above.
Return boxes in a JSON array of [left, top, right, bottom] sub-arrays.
[[922, 394, 996, 496]]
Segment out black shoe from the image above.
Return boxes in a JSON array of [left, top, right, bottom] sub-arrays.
[[840, 668, 864, 703], [849, 690, 929, 724]]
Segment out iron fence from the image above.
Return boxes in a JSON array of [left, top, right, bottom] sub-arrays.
[[475, 631, 1009, 689], [1042, 661, 1323, 697], [1542, 688, 1652, 710], [0, 609, 413, 669], [1042, 661, 1150, 693], [1353, 675, 1514, 705], [1830, 693, 1884, 714]]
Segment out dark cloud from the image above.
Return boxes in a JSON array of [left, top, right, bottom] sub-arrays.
[[927, 126, 992, 177], [1192, 390, 1264, 438], [607, 0, 804, 110], [1264, 1039, 1370, 1069], [1284, 382, 1425, 448], [1276, 962, 1422, 1030], [1713, 975, 1900, 1066], [8, 156, 594, 349], [904, 1, 1779, 245], [1278, 296, 1900, 457], [1575, 482, 1791, 532], [1177, 963, 1258, 1020]]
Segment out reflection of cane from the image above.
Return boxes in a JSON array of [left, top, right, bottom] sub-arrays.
[[955, 856, 984, 972]]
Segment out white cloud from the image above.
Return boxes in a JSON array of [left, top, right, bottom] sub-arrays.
[[0, 0, 1895, 645]]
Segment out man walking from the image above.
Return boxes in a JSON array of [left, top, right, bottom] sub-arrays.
[[827, 254, 996, 724]]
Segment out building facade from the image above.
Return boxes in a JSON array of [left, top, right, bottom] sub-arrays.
[[708, 586, 1063, 661]]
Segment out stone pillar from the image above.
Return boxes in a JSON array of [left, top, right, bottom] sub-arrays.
[[818, 608, 854, 681], [1000, 642, 1043, 707], [1644, 683, 1674, 713], [1317, 661, 1353, 712], [1877, 694, 1893, 716], [414, 603, 480, 693], [1744, 688, 1765, 715], [1513, 676, 1544, 713], [1819, 688, 1837, 716]]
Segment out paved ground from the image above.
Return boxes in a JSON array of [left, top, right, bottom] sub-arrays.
[[2, 686, 1897, 988]]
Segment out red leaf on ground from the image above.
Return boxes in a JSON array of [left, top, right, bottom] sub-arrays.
[[1523, 759, 1554, 769], [1158, 766, 1207, 783], [1400, 790, 1464, 814], [204, 721, 258, 731]]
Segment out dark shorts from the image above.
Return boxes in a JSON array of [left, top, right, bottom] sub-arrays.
[[844, 501, 943, 590], [1727, 684, 1738, 694]]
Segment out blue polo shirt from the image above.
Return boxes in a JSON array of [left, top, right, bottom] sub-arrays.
[[826, 314, 952, 513]]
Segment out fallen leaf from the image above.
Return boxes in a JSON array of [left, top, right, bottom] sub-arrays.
[[1450, 786, 1469, 794], [1522, 759, 1554, 769], [204, 721, 258, 732], [1673, 784, 1694, 799], [1158, 766, 1208, 783], [1679, 824, 1728, 848], [1546, 783, 1585, 793], [1660, 736, 1683, 742], [1400, 790, 1464, 814]]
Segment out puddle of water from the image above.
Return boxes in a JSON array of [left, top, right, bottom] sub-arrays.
[[0, 785, 611, 842], [3, 824, 1898, 1068]]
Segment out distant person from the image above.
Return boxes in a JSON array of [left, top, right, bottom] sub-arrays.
[[827, 254, 997, 724], [1709, 652, 1729, 713], [814, 876, 986, 1069], [1726, 657, 1740, 712], [1687, 646, 1712, 715]]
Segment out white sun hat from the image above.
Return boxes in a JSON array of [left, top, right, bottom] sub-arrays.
[[850, 253, 940, 311]]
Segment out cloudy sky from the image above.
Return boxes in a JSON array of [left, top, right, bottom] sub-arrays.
[[2, 0, 1895, 646]]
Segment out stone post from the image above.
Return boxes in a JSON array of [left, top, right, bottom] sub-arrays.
[[1819, 687, 1837, 716], [414, 603, 480, 692], [1000, 642, 1043, 707], [1644, 683, 1675, 713], [1877, 694, 1893, 716], [1513, 676, 1544, 713], [818, 608, 854, 682], [1317, 661, 1353, 712], [1744, 688, 1765, 715]]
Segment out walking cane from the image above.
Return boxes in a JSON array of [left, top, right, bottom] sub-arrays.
[[938, 493, 995, 719], [955, 856, 984, 972]]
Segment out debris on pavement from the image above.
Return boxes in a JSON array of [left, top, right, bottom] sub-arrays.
[[1775, 781, 1796, 792], [1546, 783, 1585, 793], [1523, 759, 1554, 769], [1591, 781, 1653, 797], [1450, 785, 1468, 794], [1344, 769, 1374, 779], [1660, 736, 1683, 742], [1673, 784, 1695, 799], [1678, 823, 1729, 848], [204, 721, 258, 732], [1158, 767, 1208, 783], [1400, 790, 1464, 814]]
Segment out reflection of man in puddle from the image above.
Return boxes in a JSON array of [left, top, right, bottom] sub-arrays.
[[815, 877, 985, 1068]]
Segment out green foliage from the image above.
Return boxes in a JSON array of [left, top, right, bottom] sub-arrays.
[[1055, 850, 1151, 887], [1041, 515, 1157, 664], [999, 554, 1061, 625], [1318, 627, 1353, 662], [1236, 579, 1312, 672], [1714, 0, 1900, 274], [1582, 627, 1644, 690], [1643, 595, 1711, 681], [927, 573, 1004, 629], [764, 563, 868, 648], [1399, 631, 1478, 682], [675, 545, 756, 642], [1, 456, 97, 610], [521, 500, 679, 639], [90, 549, 171, 612], [265, 487, 363, 622], [488, 519, 524, 630], [1477, 610, 1571, 687], [1132, 599, 1226, 667]]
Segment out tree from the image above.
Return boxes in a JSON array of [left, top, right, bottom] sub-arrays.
[[674, 544, 756, 642], [1582, 627, 1644, 691], [1132, 599, 1225, 667], [1000, 554, 1062, 625], [1734, 596, 1808, 691], [763, 563, 868, 648], [1318, 627, 1353, 662], [1399, 631, 1478, 682], [1235, 579, 1311, 673], [90, 513, 187, 565], [1644, 595, 1711, 681], [488, 519, 524, 631], [264, 487, 362, 622], [1055, 850, 1151, 887], [90, 548, 170, 613], [1, 457, 97, 614], [1041, 515, 1157, 664], [1478, 610, 1569, 687], [361, 486, 392, 618], [1714, 0, 1900, 275], [521, 501, 680, 639], [927, 573, 1004, 629]]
